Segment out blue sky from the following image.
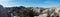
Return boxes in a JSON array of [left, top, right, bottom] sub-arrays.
[[0, 0, 60, 8]]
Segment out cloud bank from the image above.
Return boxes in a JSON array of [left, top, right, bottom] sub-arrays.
[[0, 0, 10, 7]]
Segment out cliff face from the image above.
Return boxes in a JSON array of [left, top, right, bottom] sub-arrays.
[[0, 5, 9, 17]]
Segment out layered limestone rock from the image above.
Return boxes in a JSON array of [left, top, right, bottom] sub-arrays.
[[54, 5, 60, 17], [34, 8, 55, 17], [38, 9, 48, 17], [33, 8, 41, 16], [38, 14, 47, 17]]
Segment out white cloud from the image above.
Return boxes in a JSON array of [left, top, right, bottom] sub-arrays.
[[0, 0, 10, 7], [43, 1, 53, 4], [0, 0, 9, 4]]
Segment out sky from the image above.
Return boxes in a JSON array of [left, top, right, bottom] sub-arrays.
[[0, 0, 60, 8]]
